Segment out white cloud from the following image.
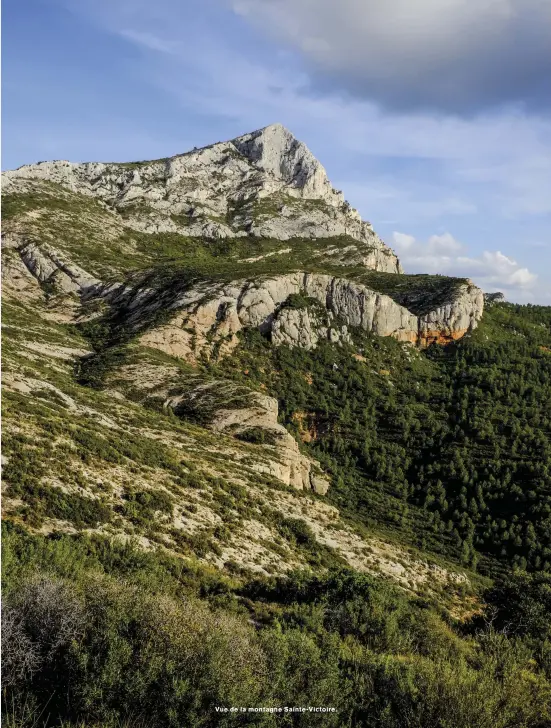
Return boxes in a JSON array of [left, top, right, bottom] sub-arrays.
[[392, 231, 541, 302], [231, 0, 551, 112], [392, 232, 416, 250], [427, 233, 464, 254]]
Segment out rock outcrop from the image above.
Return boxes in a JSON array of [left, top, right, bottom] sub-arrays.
[[134, 272, 483, 360], [2, 124, 401, 273], [271, 307, 351, 350], [18, 242, 101, 294], [7, 233, 483, 358], [418, 284, 485, 346], [163, 378, 330, 494]]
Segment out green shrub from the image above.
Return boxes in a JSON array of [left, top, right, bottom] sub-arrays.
[[235, 427, 280, 446]]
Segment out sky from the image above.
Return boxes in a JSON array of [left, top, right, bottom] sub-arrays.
[[3, 0, 550, 303]]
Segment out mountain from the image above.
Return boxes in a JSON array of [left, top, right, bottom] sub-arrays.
[[3, 125, 551, 727], [2, 122, 484, 353], [3, 123, 401, 271]]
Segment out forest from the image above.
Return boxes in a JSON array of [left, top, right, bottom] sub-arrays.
[[210, 301, 551, 577]]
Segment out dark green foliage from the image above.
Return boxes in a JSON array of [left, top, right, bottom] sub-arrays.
[[3, 526, 551, 728], [12, 482, 112, 529], [276, 516, 317, 548], [355, 271, 469, 315], [118, 488, 173, 526], [75, 345, 130, 389], [235, 427, 280, 446], [483, 571, 551, 651], [280, 293, 323, 311], [74, 310, 135, 389], [210, 302, 551, 575]]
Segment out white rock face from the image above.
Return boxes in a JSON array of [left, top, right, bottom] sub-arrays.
[[133, 272, 483, 360], [232, 124, 344, 203], [418, 281, 485, 345], [2, 123, 401, 273], [19, 242, 101, 294], [164, 379, 330, 494], [271, 307, 351, 350]]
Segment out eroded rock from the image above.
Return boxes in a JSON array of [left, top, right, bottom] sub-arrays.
[[136, 273, 483, 360], [164, 378, 330, 494]]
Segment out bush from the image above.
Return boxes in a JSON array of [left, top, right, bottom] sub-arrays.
[[3, 532, 551, 728], [235, 427, 280, 446]]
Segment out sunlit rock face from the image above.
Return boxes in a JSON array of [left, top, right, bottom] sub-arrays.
[[2, 123, 402, 273]]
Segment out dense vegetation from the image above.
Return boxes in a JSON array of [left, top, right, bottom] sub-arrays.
[[209, 302, 551, 576], [3, 523, 551, 728]]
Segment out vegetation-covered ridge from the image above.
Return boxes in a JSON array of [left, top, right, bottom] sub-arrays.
[[4, 290, 474, 589], [206, 302, 551, 576], [117, 257, 470, 314], [59, 296, 551, 579], [2, 177, 464, 309]]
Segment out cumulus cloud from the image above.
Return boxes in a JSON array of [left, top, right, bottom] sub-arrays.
[[392, 231, 540, 301], [231, 0, 551, 113], [427, 232, 464, 254], [392, 232, 416, 250]]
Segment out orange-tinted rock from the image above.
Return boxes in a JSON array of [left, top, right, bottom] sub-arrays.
[[418, 329, 469, 348]]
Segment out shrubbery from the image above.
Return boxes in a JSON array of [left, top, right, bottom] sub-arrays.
[[3, 526, 551, 727], [210, 302, 551, 575]]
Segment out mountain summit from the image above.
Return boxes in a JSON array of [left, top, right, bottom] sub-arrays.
[[2, 123, 484, 363], [3, 123, 401, 273], [231, 122, 341, 200]]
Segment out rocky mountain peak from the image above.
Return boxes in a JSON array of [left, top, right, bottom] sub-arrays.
[[231, 123, 337, 201], [2, 124, 401, 272]]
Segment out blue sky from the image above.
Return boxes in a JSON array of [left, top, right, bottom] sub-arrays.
[[3, 0, 550, 303]]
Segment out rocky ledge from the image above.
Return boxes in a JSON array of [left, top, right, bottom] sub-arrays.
[[8, 237, 483, 358], [131, 272, 484, 361], [164, 378, 330, 494]]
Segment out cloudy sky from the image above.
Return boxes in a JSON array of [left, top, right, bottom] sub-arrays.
[[3, 0, 550, 302]]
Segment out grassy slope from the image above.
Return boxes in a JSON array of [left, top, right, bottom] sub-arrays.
[[4, 289, 483, 604], [2, 180, 466, 309]]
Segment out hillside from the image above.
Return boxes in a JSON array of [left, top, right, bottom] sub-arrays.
[[2, 125, 551, 727]]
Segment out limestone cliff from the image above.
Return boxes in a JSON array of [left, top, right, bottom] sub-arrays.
[[2, 124, 401, 273], [5, 232, 483, 357], [164, 378, 330, 494], [132, 272, 483, 360]]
